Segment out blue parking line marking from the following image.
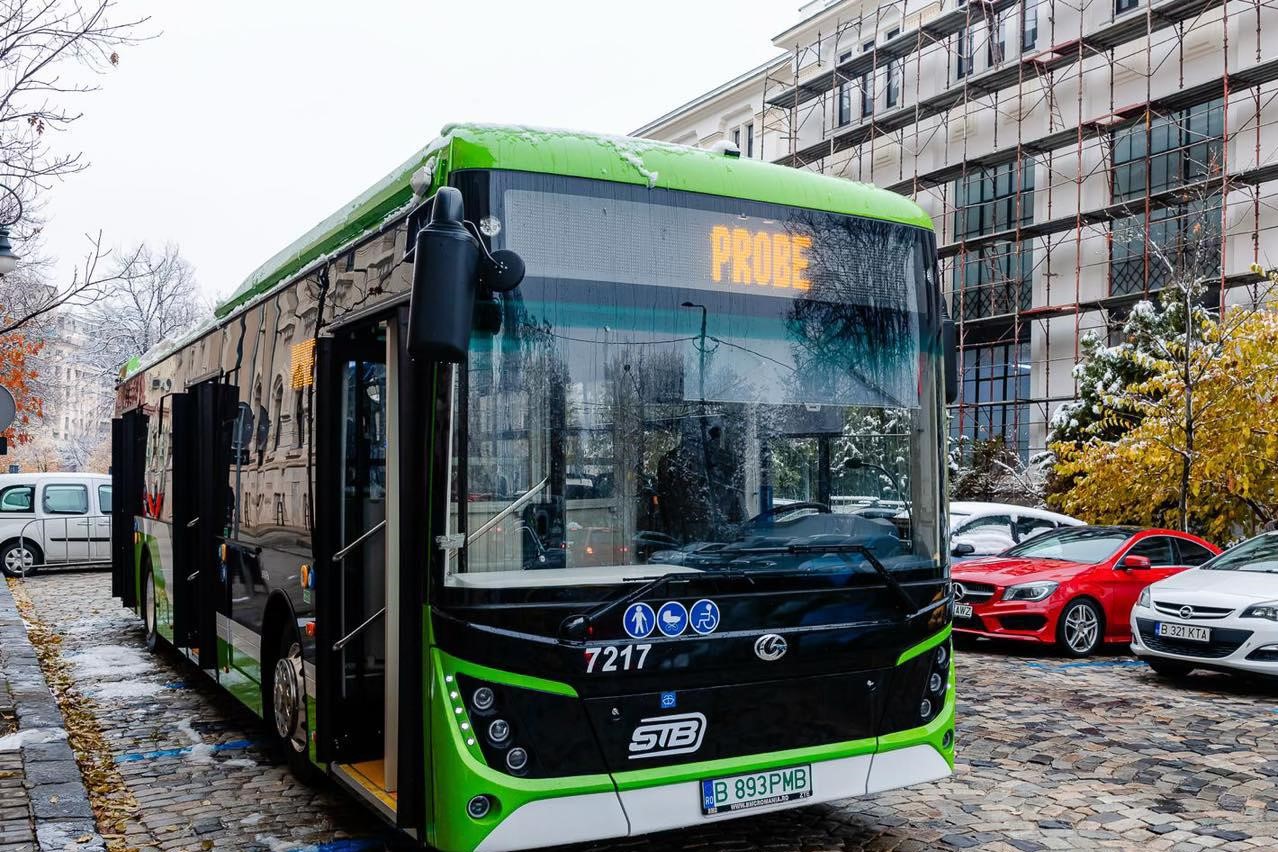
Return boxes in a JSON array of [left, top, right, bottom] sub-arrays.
[[1024, 660, 1147, 670], [115, 738, 260, 763], [305, 841, 384, 852], [162, 681, 190, 689]]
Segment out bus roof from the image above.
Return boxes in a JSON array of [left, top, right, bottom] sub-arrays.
[[215, 123, 933, 320]]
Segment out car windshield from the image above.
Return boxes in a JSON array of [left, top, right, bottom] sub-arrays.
[[948, 512, 970, 530], [1001, 527, 1132, 563], [1201, 533, 1278, 573], [442, 170, 947, 589]]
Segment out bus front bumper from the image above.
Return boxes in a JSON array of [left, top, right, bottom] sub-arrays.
[[473, 742, 952, 852]]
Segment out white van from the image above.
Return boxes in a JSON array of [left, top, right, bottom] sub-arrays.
[[0, 472, 112, 576]]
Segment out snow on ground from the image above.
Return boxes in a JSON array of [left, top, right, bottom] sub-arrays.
[[65, 644, 151, 681], [0, 727, 67, 751], [176, 716, 214, 763], [89, 681, 165, 700]]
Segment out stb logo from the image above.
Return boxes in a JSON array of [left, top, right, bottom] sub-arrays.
[[754, 633, 788, 661], [627, 712, 706, 760]]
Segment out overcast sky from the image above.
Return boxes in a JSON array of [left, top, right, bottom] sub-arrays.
[[39, 1, 791, 303]]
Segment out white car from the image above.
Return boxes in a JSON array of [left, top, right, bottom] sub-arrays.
[[0, 472, 112, 576], [949, 501, 1083, 560], [1131, 532, 1278, 678]]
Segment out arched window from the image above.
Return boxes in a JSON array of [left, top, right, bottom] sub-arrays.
[[272, 377, 285, 451], [294, 390, 305, 448]]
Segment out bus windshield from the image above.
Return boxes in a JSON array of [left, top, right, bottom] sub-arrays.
[[445, 170, 945, 589]]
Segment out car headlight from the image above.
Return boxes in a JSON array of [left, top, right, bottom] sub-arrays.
[[1003, 581, 1059, 602], [1138, 587, 1151, 609], [1241, 602, 1278, 622]]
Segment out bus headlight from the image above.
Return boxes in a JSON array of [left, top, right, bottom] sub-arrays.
[[488, 719, 511, 746], [471, 686, 495, 712], [467, 795, 493, 819], [505, 747, 529, 774], [919, 698, 933, 718], [928, 672, 944, 693]]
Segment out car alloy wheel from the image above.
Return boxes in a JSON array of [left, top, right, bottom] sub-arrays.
[[1060, 600, 1101, 656]]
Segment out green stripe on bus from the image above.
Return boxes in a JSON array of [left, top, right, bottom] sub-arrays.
[[434, 649, 577, 698], [895, 623, 951, 665]]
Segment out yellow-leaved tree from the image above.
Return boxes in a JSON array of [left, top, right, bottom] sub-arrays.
[[1051, 270, 1278, 542]]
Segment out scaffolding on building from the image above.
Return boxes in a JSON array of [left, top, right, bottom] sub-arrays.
[[759, 0, 1278, 457]]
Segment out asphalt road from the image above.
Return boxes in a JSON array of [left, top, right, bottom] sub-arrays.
[[20, 570, 1278, 852]]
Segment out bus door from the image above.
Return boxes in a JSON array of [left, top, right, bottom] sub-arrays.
[[317, 315, 401, 816], [172, 380, 237, 668], [110, 409, 148, 608]]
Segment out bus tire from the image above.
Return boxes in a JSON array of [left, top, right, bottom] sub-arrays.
[[1, 539, 43, 578], [264, 625, 317, 783], [142, 564, 161, 653]]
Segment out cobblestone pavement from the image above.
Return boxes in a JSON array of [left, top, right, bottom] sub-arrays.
[[21, 571, 1278, 852]]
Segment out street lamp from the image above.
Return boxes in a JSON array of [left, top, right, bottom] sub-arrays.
[[680, 301, 707, 400], [0, 185, 23, 277]]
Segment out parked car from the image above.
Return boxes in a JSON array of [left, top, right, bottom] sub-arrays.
[[1131, 532, 1278, 678], [949, 501, 1083, 561], [0, 472, 113, 577], [952, 525, 1220, 657]]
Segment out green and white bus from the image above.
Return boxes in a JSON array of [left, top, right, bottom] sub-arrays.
[[111, 124, 958, 852]]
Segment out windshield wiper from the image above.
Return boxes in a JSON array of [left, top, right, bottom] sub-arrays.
[[733, 543, 923, 618], [559, 571, 693, 640], [467, 476, 548, 545]]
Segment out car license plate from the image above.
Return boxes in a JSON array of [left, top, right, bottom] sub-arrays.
[[1156, 622, 1210, 642], [700, 765, 812, 815], [954, 603, 974, 619]]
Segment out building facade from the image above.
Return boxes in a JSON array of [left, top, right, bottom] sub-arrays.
[[33, 312, 114, 470], [635, 0, 1278, 458]]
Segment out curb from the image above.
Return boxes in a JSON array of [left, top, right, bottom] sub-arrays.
[[0, 581, 106, 852]]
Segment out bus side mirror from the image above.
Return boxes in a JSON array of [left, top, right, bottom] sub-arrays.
[[407, 187, 480, 363], [943, 318, 959, 404]]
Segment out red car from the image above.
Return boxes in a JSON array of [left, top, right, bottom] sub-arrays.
[[951, 526, 1220, 657]]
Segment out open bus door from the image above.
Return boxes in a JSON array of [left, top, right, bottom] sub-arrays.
[[170, 380, 237, 667], [315, 307, 425, 836], [110, 409, 148, 608]]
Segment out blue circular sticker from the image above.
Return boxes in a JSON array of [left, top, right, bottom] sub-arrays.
[[623, 602, 656, 639], [657, 601, 689, 637], [689, 599, 721, 635]]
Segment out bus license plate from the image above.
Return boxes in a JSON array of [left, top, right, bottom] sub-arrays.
[[700, 765, 812, 815], [954, 603, 973, 619], [1156, 622, 1210, 642]]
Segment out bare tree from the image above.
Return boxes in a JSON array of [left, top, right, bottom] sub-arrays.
[[0, 1, 150, 192], [82, 242, 208, 373]]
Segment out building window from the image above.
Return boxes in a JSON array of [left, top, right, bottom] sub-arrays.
[[1115, 0, 1140, 12], [953, 159, 1035, 321], [1023, 0, 1039, 51], [955, 28, 972, 79], [731, 127, 741, 149], [837, 51, 853, 126], [886, 29, 901, 107], [951, 341, 1031, 459], [988, 12, 1007, 65], [954, 244, 1034, 320], [954, 158, 1035, 239], [745, 122, 754, 158], [861, 40, 875, 118], [1109, 98, 1224, 295]]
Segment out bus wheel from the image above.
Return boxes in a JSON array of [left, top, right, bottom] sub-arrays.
[[267, 629, 316, 782], [1, 540, 41, 578], [142, 567, 160, 652]]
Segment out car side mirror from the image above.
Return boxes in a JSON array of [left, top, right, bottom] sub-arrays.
[[1120, 554, 1151, 570], [952, 541, 976, 557]]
